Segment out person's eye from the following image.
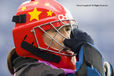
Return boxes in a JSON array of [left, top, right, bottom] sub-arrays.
[[65, 27, 71, 32]]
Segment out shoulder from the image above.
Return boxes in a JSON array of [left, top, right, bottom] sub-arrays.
[[14, 58, 65, 76]]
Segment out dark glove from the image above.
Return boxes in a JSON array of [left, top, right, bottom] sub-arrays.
[[63, 28, 94, 53]]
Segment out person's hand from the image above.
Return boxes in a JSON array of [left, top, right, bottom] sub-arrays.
[[63, 28, 94, 53]]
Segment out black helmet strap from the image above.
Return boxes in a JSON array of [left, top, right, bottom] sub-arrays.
[[21, 40, 61, 63], [12, 14, 26, 23]]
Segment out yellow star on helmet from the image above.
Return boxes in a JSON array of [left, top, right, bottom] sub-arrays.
[[47, 10, 53, 16], [21, 6, 26, 11], [28, 8, 42, 21]]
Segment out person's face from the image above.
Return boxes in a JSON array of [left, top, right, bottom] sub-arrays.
[[43, 25, 72, 53]]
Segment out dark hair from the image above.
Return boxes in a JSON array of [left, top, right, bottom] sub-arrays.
[[7, 48, 18, 75]]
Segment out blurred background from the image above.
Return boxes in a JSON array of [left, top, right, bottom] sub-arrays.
[[0, 0, 114, 75]]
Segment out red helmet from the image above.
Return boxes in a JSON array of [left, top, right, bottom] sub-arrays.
[[12, 0, 77, 70]]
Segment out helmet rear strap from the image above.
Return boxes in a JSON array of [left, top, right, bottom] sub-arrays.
[[21, 40, 61, 63], [12, 14, 26, 23]]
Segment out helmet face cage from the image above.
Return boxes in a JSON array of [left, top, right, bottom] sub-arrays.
[[31, 19, 78, 56]]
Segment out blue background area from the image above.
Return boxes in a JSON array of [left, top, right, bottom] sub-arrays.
[[0, 0, 114, 75]]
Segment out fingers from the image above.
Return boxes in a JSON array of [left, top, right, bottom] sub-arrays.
[[63, 39, 74, 48], [71, 29, 94, 44], [63, 39, 83, 53]]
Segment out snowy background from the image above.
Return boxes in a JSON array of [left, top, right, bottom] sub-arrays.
[[0, 0, 114, 75]]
